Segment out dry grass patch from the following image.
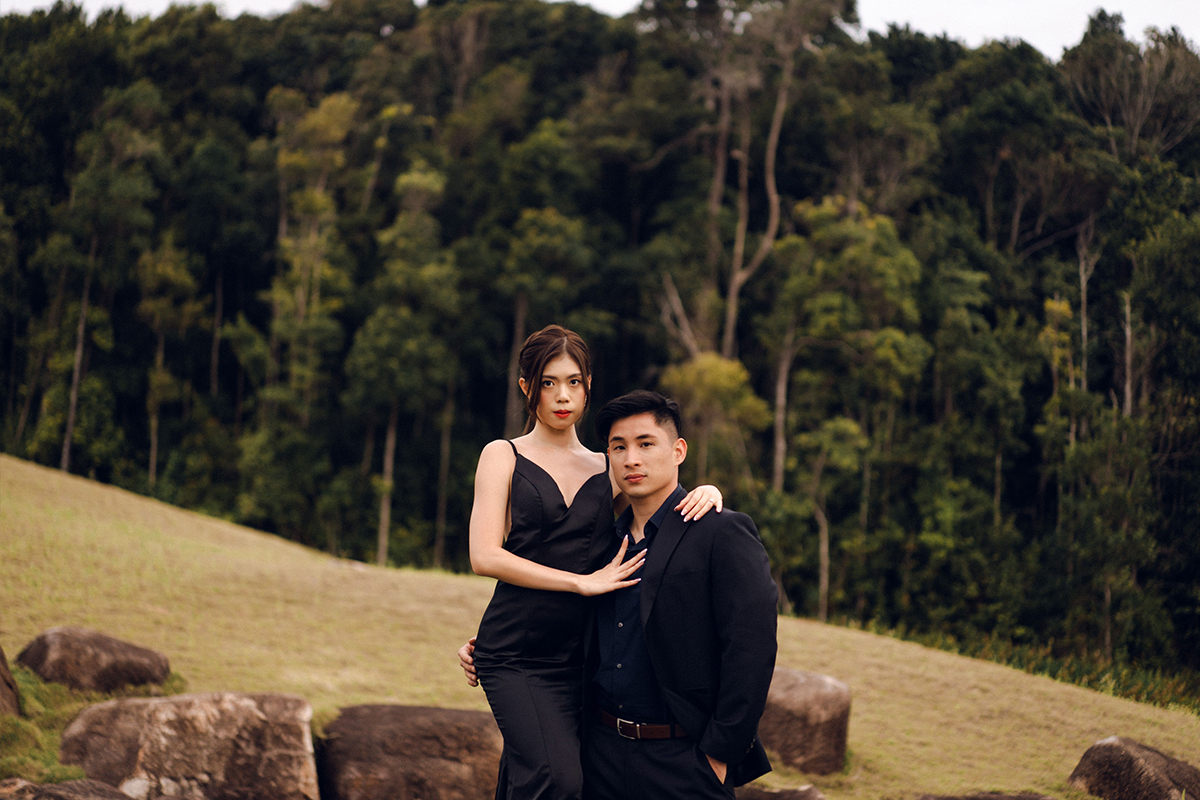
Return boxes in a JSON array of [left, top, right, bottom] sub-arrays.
[[2, 454, 1197, 798], [0, 455, 494, 714], [769, 619, 1200, 799]]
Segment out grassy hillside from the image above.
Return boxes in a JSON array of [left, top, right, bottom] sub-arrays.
[[2, 454, 1197, 799]]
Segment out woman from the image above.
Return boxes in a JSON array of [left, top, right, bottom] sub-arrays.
[[467, 324, 722, 800]]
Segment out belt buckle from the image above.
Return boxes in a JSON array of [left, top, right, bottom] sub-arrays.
[[616, 717, 641, 740]]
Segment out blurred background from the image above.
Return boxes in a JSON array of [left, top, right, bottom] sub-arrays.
[[2, 0, 1199, 686]]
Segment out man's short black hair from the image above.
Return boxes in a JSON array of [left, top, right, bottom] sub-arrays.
[[595, 390, 684, 444]]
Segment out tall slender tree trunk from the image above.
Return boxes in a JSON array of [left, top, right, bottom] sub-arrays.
[[504, 292, 528, 438], [690, 70, 734, 348], [298, 221, 322, 428], [722, 96, 752, 358], [1061, 473, 1071, 583], [859, 426, 873, 537], [61, 239, 96, 472], [844, 145, 862, 218], [360, 114, 394, 214], [816, 498, 830, 623], [450, 9, 489, 113], [982, 156, 1001, 246], [660, 273, 702, 358], [234, 366, 244, 437], [1123, 292, 1133, 417], [377, 400, 399, 567], [704, 76, 733, 283], [15, 347, 42, 445], [771, 317, 798, 493], [1077, 214, 1099, 394], [1007, 187, 1030, 254], [434, 372, 456, 569], [360, 415, 376, 476], [277, 176, 289, 241], [808, 446, 830, 622], [5, 314, 16, 425], [857, 432, 873, 621], [881, 402, 896, 523], [994, 446, 1003, 531], [721, 52, 792, 360], [210, 267, 223, 398], [17, 264, 70, 444], [148, 333, 165, 488], [267, 177, 287, 408], [1103, 573, 1113, 662]]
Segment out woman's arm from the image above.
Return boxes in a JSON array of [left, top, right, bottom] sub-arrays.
[[676, 484, 723, 521], [469, 440, 644, 595]]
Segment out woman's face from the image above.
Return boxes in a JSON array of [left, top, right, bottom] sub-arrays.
[[527, 353, 589, 431]]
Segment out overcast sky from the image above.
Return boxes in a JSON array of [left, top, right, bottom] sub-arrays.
[[0, 0, 1196, 61]]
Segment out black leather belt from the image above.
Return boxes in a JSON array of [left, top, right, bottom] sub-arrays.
[[599, 709, 688, 740]]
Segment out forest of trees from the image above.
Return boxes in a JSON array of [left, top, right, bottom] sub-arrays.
[[3, 0, 1200, 675]]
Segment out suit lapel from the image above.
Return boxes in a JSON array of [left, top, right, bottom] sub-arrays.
[[640, 509, 689, 625]]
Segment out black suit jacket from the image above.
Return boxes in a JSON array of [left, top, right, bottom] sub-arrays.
[[585, 497, 778, 786]]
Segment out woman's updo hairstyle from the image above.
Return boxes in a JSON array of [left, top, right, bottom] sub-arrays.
[[519, 325, 592, 425]]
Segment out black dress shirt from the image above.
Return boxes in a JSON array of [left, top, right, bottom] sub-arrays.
[[591, 484, 686, 724]]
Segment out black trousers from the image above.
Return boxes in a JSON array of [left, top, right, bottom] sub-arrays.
[[582, 720, 735, 800], [477, 660, 584, 800]]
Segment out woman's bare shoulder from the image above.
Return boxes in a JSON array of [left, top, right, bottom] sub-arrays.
[[477, 439, 518, 470]]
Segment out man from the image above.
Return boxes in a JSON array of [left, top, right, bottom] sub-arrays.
[[583, 390, 777, 799], [460, 390, 778, 798]]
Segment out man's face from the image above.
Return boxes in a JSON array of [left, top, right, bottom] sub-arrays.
[[607, 412, 687, 502]]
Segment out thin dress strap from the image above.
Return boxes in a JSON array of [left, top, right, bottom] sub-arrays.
[[507, 440, 518, 456]]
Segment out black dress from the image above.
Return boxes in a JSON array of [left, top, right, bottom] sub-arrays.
[[474, 441, 614, 800]]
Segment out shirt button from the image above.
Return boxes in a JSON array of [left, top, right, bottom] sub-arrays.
[[618, 623, 624, 628], [617, 663, 622, 669]]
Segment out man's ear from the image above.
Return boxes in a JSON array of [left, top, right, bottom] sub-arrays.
[[673, 437, 687, 466]]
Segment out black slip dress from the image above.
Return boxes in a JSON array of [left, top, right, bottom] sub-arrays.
[[473, 441, 614, 800]]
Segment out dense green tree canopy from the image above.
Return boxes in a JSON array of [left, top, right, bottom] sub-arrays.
[[3, 0, 1200, 680]]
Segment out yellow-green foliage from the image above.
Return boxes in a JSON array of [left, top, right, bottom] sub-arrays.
[[2, 454, 1198, 799]]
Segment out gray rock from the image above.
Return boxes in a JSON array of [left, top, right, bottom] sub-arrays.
[[0, 643, 20, 716], [317, 705, 503, 800], [0, 779, 130, 800], [757, 668, 851, 775], [59, 692, 319, 800], [737, 784, 827, 800], [1068, 736, 1200, 800], [16, 628, 169, 693]]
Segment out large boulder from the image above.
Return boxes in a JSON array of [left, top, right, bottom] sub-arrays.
[[737, 784, 826, 800], [1068, 736, 1200, 800], [16, 628, 169, 693], [0, 779, 130, 800], [0, 643, 20, 716], [59, 692, 319, 800], [757, 668, 850, 776], [317, 705, 502, 800]]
